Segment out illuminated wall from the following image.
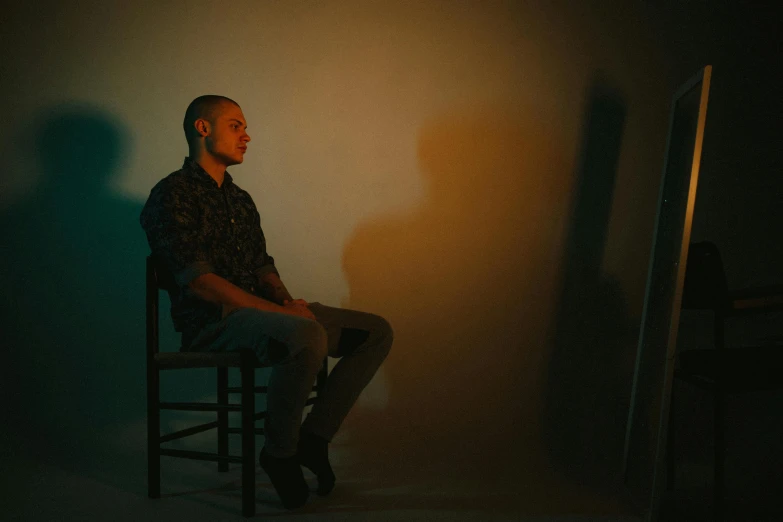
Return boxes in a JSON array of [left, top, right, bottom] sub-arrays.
[[2, 0, 687, 512]]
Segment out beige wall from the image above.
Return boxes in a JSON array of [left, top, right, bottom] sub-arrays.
[[2, 0, 681, 511]]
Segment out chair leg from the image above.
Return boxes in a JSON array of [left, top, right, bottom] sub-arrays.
[[714, 386, 725, 522], [217, 367, 229, 472], [667, 380, 676, 492], [147, 365, 161, 498], [241, 351, 256, 517]]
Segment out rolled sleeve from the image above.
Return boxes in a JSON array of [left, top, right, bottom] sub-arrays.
[[253, 260, 279, 280], [140, 181, 214, 287], [175, 260, 216, 287]]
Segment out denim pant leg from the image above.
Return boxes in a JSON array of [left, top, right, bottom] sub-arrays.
[[188, 308, 328, 457], [301, 303, 394, 441]]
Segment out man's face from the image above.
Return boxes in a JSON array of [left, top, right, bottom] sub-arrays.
[[203, 102, 251, 166]]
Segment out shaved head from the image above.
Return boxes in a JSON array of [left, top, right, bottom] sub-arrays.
[[183, 95, 239, 145]]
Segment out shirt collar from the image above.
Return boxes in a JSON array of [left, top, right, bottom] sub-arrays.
[[182, 157, 234, 187]]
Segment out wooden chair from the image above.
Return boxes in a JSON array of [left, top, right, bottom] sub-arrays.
[[666, 242, 783, 522], [146, 255, 327, 517]]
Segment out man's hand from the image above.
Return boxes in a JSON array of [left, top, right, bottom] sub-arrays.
[[283, 299, 316, 321], [189, 273, 317, 320], [259, 272, 295, 306]]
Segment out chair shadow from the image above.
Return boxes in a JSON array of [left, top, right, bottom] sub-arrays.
[[0, 102, 206, 496]]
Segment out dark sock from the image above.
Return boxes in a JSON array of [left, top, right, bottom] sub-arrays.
[[259, 448, 309, 509], [297, 430, 336, 495]]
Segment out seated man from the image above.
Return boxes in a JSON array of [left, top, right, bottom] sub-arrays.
[[140, 95, 393, 509]]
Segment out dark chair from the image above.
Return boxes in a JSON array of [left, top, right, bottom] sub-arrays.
[[666, 241, 783, 522], [146, 255, 328, 517]]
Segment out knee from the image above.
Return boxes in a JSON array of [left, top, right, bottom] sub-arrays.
[[298, 320, 328, 361], [375, 315, 394, 356]]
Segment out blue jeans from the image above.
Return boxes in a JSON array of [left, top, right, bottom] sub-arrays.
[[188, 303, 393, 457]]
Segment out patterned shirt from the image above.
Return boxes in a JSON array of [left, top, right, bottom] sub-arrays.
[[140, 157, 278, 345]]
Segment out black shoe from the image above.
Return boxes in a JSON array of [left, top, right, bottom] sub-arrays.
[[297, 430, 336, 495], [259, 448, 309, 509]]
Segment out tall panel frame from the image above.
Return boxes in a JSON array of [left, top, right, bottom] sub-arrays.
[[623, 65, 713, 521]]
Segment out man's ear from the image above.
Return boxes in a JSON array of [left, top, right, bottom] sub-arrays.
[[195, 118, 210, 137]]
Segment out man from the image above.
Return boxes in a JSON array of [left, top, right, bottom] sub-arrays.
[[140, 95, 393, 509]]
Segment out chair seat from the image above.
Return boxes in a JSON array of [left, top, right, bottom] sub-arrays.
[[679, 346, 783, 391], [154, 351, 267, 370]]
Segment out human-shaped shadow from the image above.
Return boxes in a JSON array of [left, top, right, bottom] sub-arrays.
[[541, 76, 637, 497], [337, 105, 574, 511], [0, 104, 150, 487]]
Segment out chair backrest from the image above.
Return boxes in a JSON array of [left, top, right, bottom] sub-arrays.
[[146, 255, 177, 357], [146, 256, 161, 358], [681, 241, 731, 313], [148, 255, 177, 292]]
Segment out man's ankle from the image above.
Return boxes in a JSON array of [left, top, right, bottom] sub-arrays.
[[259, 447, 309, 509], [297, 430, 335, 495]]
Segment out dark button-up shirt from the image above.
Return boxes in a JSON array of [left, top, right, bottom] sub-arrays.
[[140, 157, 278, 344]]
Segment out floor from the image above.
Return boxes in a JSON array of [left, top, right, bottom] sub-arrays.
[[10, 393, 782, 522], [11, 444, 783, 522], [8, 448, 644, 522]]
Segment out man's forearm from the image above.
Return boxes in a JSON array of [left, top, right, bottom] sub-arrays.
[[189, 272, 286, 315], [259, 272, 294, 305]]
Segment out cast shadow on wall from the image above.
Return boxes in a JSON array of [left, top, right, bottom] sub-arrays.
[[1, 104, 154, 490], [321, 76, 638, 516], [329, 103, 572, 515], [541, 76, 637, 497]]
